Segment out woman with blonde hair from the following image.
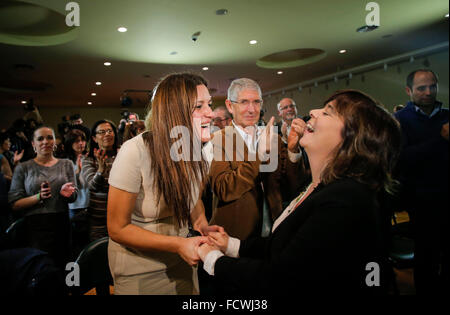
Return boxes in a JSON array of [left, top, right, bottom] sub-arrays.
[[107, 73, 218, 294]]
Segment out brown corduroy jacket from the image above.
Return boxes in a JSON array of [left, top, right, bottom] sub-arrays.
[[209, 125, 307, 240]]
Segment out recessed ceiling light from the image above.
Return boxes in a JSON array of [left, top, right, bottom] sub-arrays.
[[104, 62, 111, 66], [249, 40, 258, 45], [216, 9, 228, 16], [202, 67, 209, 71], [118, 27, 127, 33], [95, 81, 102, 85], [21, 101, 27, 104], [91, 93, 97, 96], [87, 102, 93, 105], [277, 71, 283, 75], [339, 49, 347, 54]]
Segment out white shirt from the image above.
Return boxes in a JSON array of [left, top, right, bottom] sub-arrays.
[[203, 237, 241, 276], [232, 121, 263, 154], [414, 104, 441, 118]]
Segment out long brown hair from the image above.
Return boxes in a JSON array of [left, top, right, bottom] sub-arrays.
[[320, 90, 401, 194], [143, 73, 209, 226]]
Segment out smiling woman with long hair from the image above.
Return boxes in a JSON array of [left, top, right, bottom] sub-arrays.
[[107, 73, 219, 295]]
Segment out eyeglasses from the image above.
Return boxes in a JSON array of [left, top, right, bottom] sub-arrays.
[[213, 117, 231, 123], [280, 104, 296, 111], [230, 99, 263, 107], [96, 129, 114, 135]]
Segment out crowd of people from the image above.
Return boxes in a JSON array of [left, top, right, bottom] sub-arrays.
[[0, 69, 447, 296]]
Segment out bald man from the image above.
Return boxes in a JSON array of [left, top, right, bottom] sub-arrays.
[[276, 98, 298, 143]]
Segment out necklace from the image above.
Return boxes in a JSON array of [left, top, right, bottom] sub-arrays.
[[272, 181, 317, 233], [288, 182, 316, 213]]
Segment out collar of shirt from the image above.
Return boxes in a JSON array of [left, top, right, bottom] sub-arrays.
[[201, 141, 213, 165], [232, 120, 263, 153], [409, 101, 443, 118]]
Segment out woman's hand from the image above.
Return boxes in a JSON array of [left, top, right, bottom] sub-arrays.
[[197, 243, 220, 262], [177, 236, 209, 266], [60, 182, 76, 198], [199, 224, 224, 237], [76, 154, 83, 174], [40, 182, 52, 199], [13, 149, 24, 165], [94, 148, 107, 173], [207, 230, 230, 253], [288, 118, 306, 153]]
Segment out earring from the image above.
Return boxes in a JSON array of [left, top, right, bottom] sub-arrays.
[[33, 147, 37, 153]]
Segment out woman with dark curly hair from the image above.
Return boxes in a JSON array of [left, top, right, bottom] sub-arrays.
[[198, 89, 402, 295]]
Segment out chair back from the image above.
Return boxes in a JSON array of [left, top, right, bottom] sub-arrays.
[[4, 218, 27, 249], [74, 236, 112, 295], [389, 218, 414, 269]]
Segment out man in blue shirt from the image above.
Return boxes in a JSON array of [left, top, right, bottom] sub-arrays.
[[394, 69, 449, 295]]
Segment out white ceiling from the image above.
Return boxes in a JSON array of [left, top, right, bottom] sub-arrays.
[[0, 0, 448, 108]]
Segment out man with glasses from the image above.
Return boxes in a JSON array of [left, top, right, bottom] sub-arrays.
[[276, 98, 298, 144], [211, 106, 232, 131], [200, 79, 307, 295], [209, 78, 306, 240]]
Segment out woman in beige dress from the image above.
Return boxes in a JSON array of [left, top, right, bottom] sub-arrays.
[[107, 73, 218, 294]]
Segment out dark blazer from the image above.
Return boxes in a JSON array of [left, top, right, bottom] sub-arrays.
[[213, 178, 387, 295], [209, 125, 306, 240]]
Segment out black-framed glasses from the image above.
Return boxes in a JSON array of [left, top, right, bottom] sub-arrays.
[[230, 99, 263, 107], [213, 117, 231, 123], [96, 129, 114, 135], [280, 104, 296, 111]]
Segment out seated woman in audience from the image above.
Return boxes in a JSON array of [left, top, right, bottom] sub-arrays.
[[81, 119, 118, 242], [64, 129, 90, 257], [8, 126, 77, 269], [197, 89, 402, 295], [107, 73, 218, 295]]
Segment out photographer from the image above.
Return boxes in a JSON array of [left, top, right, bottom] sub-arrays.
[[118, 111, 139, 144]]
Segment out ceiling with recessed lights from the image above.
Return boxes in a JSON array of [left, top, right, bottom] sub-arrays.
[[0, 0, 448, 108]]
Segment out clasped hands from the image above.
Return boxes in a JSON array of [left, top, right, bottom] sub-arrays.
[[39, 181, 76, 199], [179, 225, 230, 266]]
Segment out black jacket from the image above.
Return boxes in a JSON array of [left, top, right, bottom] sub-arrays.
[[214, 178, 387, 295]]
